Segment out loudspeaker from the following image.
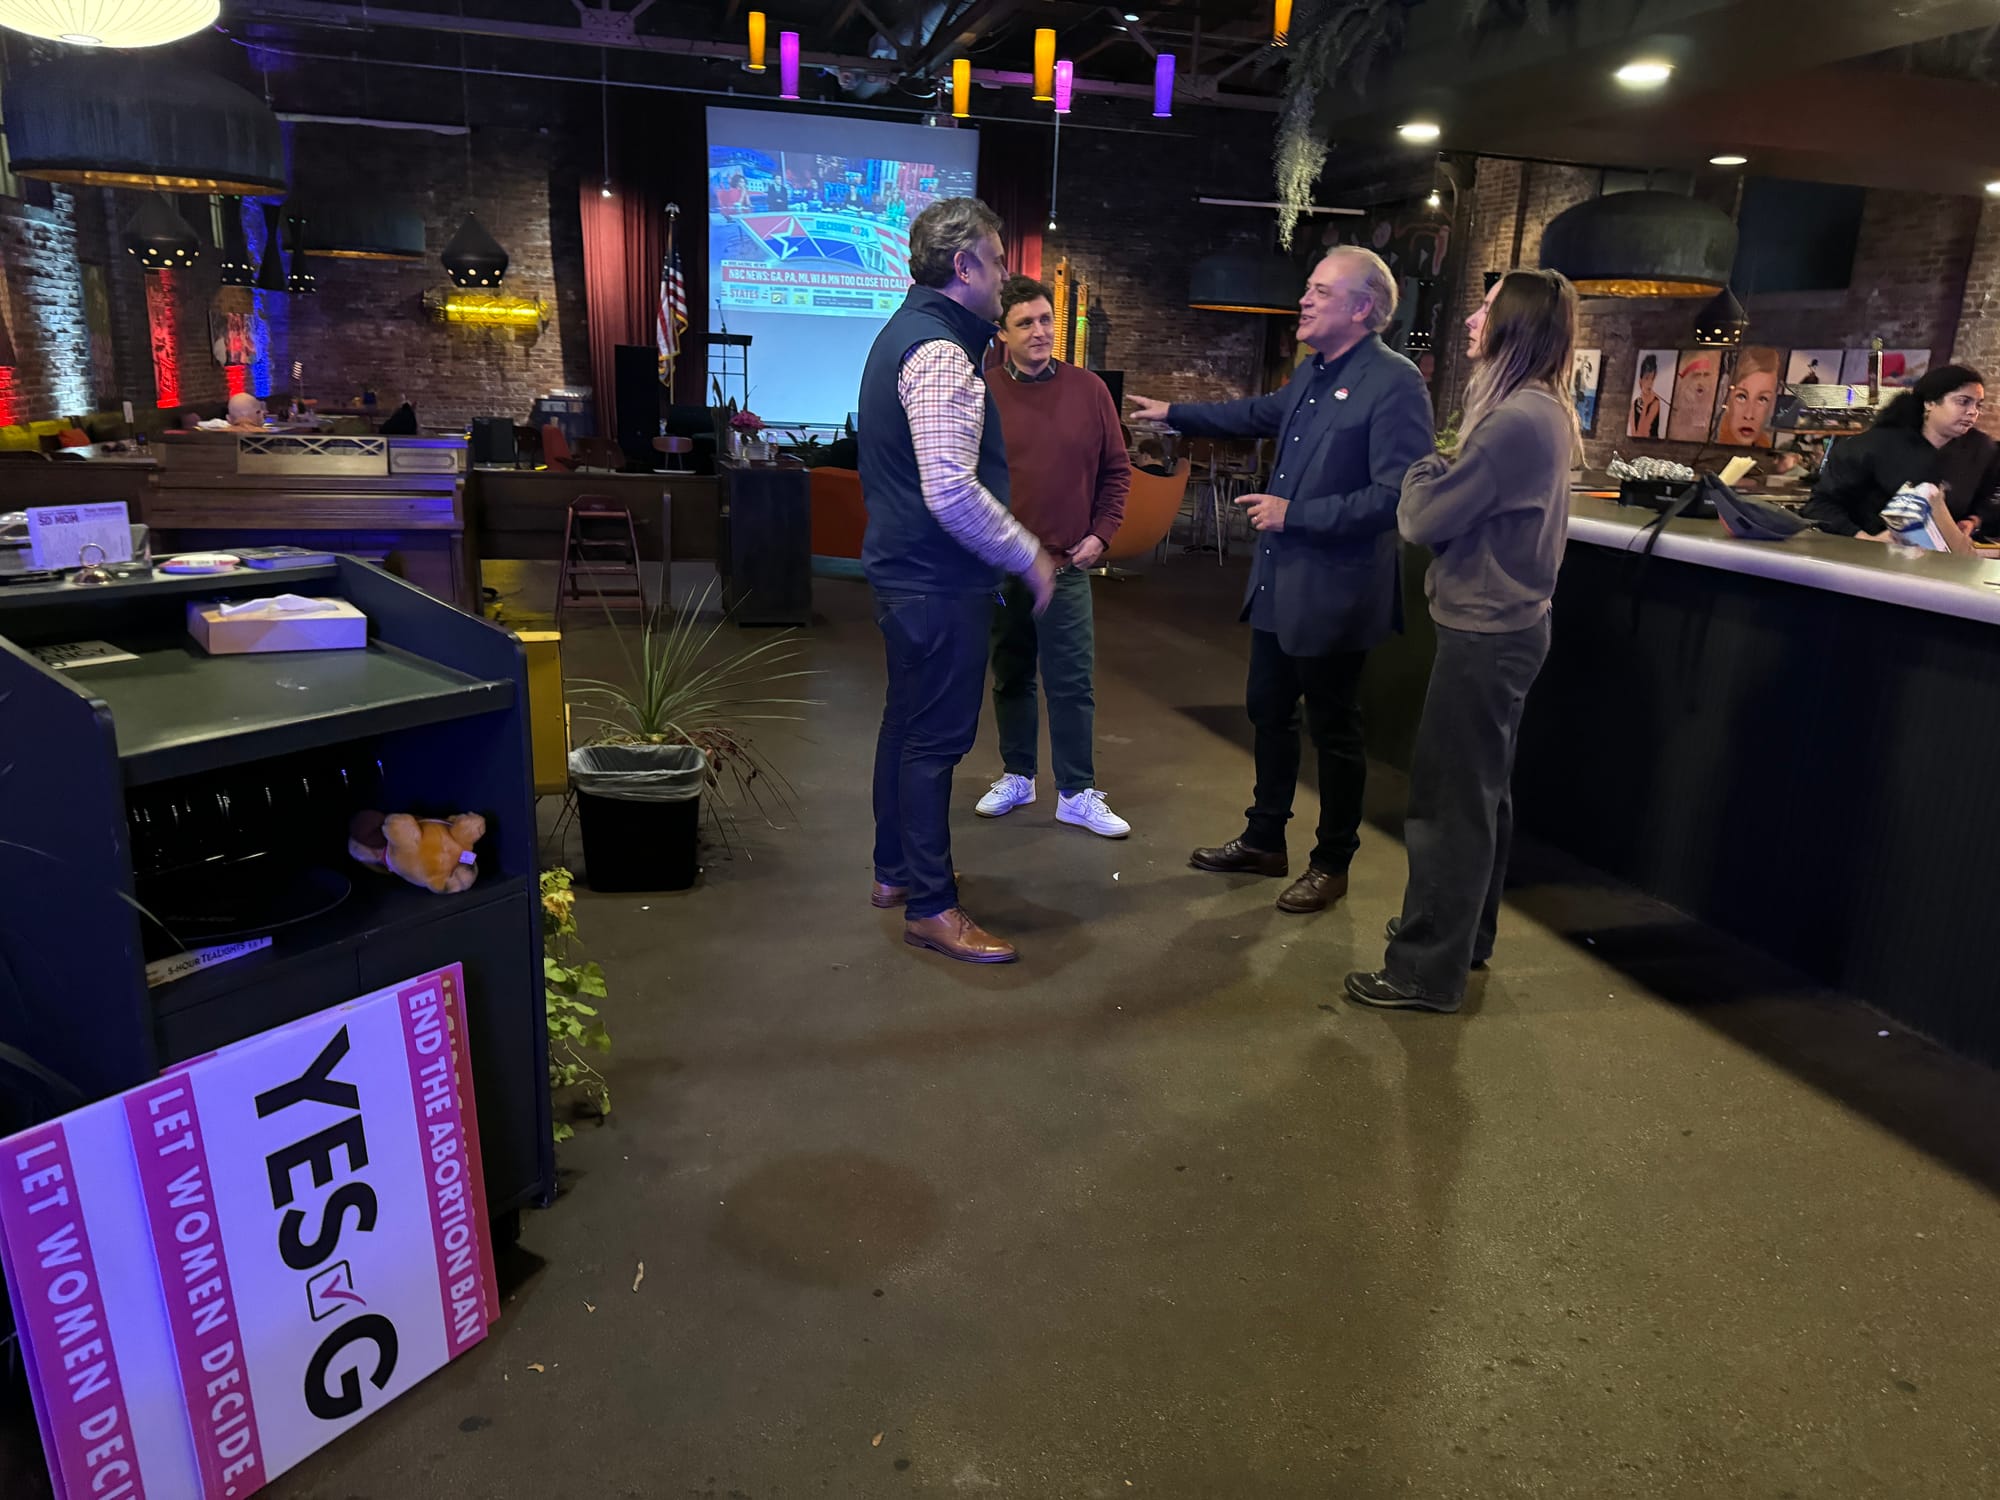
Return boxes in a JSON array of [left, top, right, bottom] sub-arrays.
[[614, 344, 664, 469], [470, 416, 516, 467], [1095, 370, 1124, 411]]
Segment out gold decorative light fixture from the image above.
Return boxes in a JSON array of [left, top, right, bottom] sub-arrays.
[[1033, 28, 1055, 102], [1273, 0, 1292, 46], [746, 10, 766, 72], [425, 289, 547, 328], [952, 57, 970, 118], [0, 0, 218, 47]]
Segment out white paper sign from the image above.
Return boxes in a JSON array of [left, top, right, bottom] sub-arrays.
[[27, 503, 133, 571], [0, 965, 498, 1499]]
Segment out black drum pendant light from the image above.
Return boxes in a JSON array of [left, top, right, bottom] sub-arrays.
[[2, 54, 285, 196], [124, 192, 201, 271], [255, 201, 289, 293], [1538, 190, 1737, 297], [441, 212, 508, 288], [1188, 249, 1299, 314], [302, 198, 425, 261]]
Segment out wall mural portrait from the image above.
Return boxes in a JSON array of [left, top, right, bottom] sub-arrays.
[[1787, 348, 1841, 388], [1570, 348, 1602, 435], [1716, 345, 1787, 448], [1666, 348, 1724, 442], [1628, 349, 1678, 439]]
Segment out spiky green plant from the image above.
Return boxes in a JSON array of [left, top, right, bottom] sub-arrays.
[[566, 579, 822, 828]]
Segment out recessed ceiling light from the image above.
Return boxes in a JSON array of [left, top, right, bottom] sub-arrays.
[[1122, 10, 1139, 18], [1709, 154, 1748, 167], [1615, 59, 1673, 87], [1398, 121, 1441, 143]]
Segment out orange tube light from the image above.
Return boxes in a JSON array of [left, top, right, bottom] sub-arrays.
[[1273, 0, 1292, 46], [952, 57, 971, 118], [747, 10, 767, 72], [1033, 28, 1055, 102]]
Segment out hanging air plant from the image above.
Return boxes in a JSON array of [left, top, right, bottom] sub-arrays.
[[1269, 0, 1569, 249]]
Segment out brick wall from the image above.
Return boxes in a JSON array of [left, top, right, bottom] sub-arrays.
[[1441, 158, 1986, 467], [1039, 103, 1279, 405], [277, 123, 572, 432], [1952, 198, 2000, 436], [0, 190, 92, 421]]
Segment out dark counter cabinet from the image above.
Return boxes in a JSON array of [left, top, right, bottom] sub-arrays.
[[0, 556, 554, 1224]]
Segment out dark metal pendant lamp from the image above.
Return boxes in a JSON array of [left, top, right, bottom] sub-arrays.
[[1538, 190, 1737, 298], [124, 192, 201, 271], [216, 195, 255, 286], [285, 213, 317, 295], [441, 212, 508, 288], [1188, 249, 1300, 314], [1, 54, 285, 196], [256, 201, 289, 293]]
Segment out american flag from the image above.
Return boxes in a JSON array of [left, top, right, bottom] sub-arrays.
[[658, 244, 688, 387]]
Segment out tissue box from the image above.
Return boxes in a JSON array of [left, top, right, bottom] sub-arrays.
[[187, 595, 368, 654]]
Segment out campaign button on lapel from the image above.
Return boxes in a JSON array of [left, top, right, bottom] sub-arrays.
[[1335, 388, 1351, 401]]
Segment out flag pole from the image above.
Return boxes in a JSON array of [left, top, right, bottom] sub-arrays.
[[661, 201, 681, 394]]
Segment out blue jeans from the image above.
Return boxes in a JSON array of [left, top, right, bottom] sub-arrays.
[[871, 588, 990, 920], [990, 566, 1096, 794]]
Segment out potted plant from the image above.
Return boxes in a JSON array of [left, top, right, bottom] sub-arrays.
[[730, 407, 769, 462], [565, 581, 819, 888]]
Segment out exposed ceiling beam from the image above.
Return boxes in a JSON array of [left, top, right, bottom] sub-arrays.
[[907, 0, 1025, 76], [232, 0, 1285, 109]]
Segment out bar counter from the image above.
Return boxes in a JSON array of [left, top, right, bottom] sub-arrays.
[[1493, 495, 2000, 1064]]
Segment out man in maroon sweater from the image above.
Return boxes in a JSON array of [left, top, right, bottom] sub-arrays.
[[976, 274, 1134, 837]]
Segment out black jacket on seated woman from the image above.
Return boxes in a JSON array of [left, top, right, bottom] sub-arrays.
[[1802, 364, 1999, 537]]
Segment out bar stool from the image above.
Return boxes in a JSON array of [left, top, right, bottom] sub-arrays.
[[653, 434, 693, 473], [556, 495, 647, 625]]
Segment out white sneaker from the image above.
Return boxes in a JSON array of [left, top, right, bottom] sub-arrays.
[[976, 773, 1036, 817], [1057, 789, 1131, 839]]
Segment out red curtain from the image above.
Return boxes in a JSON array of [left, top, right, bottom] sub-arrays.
[[578, 95, 710, 433], [978, 123, 1049, 282]]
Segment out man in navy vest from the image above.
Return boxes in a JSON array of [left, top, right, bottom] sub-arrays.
[[1130, 247, 1435, 917], [860, 197, 1058, 965]]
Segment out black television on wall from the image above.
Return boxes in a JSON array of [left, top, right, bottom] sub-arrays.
[[1731, 178, 1865, 294]]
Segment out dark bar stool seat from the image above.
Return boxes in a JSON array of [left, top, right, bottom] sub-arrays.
[[653, 434, 693, 473], [557, 494, 647, 625]]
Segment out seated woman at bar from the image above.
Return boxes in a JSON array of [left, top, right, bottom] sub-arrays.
[[1802, 364, 1998, 538]]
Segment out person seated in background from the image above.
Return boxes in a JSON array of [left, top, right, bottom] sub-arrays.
[[1132, 436, 1173, 477], [379, 401, 418, 435], [224, 392, 267, 429], [1802, 364, 1998, 539]]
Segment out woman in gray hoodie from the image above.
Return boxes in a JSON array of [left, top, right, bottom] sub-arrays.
[[1346, 267, 1581, 1014]]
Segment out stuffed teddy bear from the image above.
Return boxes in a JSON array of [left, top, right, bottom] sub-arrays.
[[348, 810, 487, 894]]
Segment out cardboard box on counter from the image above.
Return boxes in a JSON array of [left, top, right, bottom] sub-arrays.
[[187, 594, 368, 654]]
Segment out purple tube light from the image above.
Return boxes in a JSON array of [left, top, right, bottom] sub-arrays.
[[780, 31, 800, 100], [1153, 53, 1175, 118], [1053, 59, 1074, 115]]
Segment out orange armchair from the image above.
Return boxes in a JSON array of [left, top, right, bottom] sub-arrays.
[[1103, 459, 1189, 567], [810, 466, 867, 559]]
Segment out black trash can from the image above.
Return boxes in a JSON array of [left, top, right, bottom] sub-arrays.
[[569, 744, 706, 891]]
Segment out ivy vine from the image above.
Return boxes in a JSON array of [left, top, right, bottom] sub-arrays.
[[542, 867, 611, 1143]]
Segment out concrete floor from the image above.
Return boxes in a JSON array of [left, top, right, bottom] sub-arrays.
[[12, 559, 2000, 1498]]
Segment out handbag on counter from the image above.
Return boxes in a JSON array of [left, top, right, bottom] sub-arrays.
[[1650, 473, 1814, 543]]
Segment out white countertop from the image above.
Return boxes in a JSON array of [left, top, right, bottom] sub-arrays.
[[1565, 493, 2000, 627]]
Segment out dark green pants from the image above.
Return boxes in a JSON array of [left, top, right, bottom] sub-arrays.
[[990, 567, 1096, 794]]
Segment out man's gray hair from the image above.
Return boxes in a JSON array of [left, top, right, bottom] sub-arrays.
[[909, 197, 1003, 289], [1323, 246, 1398, 334]]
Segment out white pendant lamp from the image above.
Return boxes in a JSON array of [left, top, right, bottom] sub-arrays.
[[0, 2, 220, 48]]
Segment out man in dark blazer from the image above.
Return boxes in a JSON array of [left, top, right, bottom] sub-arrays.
[[1129, 247, 1435, 914]]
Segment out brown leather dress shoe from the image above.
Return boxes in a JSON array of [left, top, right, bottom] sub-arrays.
[[1276, 866, 1348, 913], [904, 908, 1018, 964], [1188, 839, 1288, 877]]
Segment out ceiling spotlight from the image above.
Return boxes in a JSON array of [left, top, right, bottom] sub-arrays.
[[600, 182, 614, 198], [1122, 10, 1139, 18], [1427, 190, 1441, 209], [1398, 121, 1441, 143], [1615, 60, 1673, 88], [1987, 181, 2000, 196], [1709, 154, 1748, 167]]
